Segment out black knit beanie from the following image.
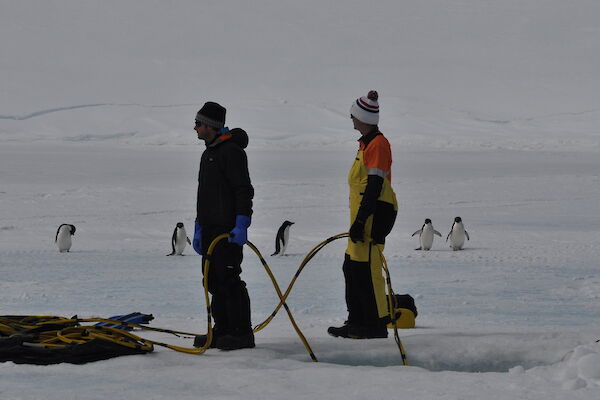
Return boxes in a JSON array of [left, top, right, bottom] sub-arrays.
[[195, 102, 226, 128]]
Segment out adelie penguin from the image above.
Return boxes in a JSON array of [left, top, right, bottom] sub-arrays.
[[446, 216, 470, 251], [167, 222, 191, 256], [271, 220, 294, 256], [55, 224, 76, 253], [411, 218, 442, 250]]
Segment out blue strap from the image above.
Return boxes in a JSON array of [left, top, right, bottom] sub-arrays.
[[95, 312, 154, 331]]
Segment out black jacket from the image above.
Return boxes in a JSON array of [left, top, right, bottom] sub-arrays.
[[196, 128, 254, 229]]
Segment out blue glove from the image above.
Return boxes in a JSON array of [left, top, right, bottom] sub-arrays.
[[229, 215, 251, 246], [193, 221, 203, 255]]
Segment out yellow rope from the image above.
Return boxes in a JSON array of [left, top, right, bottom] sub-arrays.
[[376, 244, 409, 365], [245, 241, 317, 361], [1, 232, 408, 364], [252, 232, 408, 365]]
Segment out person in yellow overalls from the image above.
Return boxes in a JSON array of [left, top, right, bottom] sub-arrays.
[[328, 90, 398, 339]]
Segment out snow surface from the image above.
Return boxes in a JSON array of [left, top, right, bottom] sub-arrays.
[[1, 1, 600, 399]]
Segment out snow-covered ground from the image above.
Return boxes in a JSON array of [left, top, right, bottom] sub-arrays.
[[1, 1, 600, 399]]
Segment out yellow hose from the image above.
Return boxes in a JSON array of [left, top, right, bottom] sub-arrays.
[[1, 232, 407, 364]]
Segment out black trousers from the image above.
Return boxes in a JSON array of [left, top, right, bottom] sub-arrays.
[[342, 253, 381, 327], [201, 226, 252, 335]]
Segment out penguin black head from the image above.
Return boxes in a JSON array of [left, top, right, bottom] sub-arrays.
[[424, 218, 432, 224], [176, 222, 184, 229], [69, 225, 76, 235], [283, 220, 295, 227], [454, 217, 462, 223]]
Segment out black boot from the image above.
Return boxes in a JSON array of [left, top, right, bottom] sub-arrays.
[[193, 327, 221, 349], [348, 323, 388, 339], [328, 320, 388, 339], [193, 334, 217, 348], [216, 331, 255, 350], [327, 324, 351, 338]]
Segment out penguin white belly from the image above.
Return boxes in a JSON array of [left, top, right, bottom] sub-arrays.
[[420, 228, 434, 250], [450, 227, 466, 250], [56, 228, 72, 252], [280, 229, 289, 255], [174, 229, 188, 255]]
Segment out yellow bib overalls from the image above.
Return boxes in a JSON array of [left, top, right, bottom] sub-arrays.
[[344, 133, 398, 322]]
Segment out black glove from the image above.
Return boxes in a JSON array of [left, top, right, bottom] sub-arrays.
[[349, 219, 365, 243]]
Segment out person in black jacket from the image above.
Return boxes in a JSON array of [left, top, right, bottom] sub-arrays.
[[191, 101, 255, 351]]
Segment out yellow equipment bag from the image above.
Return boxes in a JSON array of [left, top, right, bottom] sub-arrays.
[[387, 294, 418, 329]]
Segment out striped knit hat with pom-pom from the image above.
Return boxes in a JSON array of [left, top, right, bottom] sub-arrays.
[[350, 90, 379, 125]]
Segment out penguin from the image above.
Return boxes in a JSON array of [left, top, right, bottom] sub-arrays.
[[55, 224, 76, 253], [411, 218, 442, 250], [446, 216, 470, 251], [271, 220, 294, 256], [167, 222, 191, 256]]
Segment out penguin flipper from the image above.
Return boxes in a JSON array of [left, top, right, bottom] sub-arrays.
[[55, 225, 64, 242], [187, 237, 191, 245], [434, 230, 442, 237], [272, 237, 281, 256], [465, 231, 470, 240], [411, 230, 421, 237], [446, 232, 451, 242], [170, 227, 177, 255]]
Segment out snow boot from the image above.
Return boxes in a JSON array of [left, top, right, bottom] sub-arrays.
[[193, 334, 218, 349], [327, 324, 351, 338], [215, 331, 255, 351], [348, 324, 388, 339], [328, 321, 388, 339], [193, 326, 222, 349]]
